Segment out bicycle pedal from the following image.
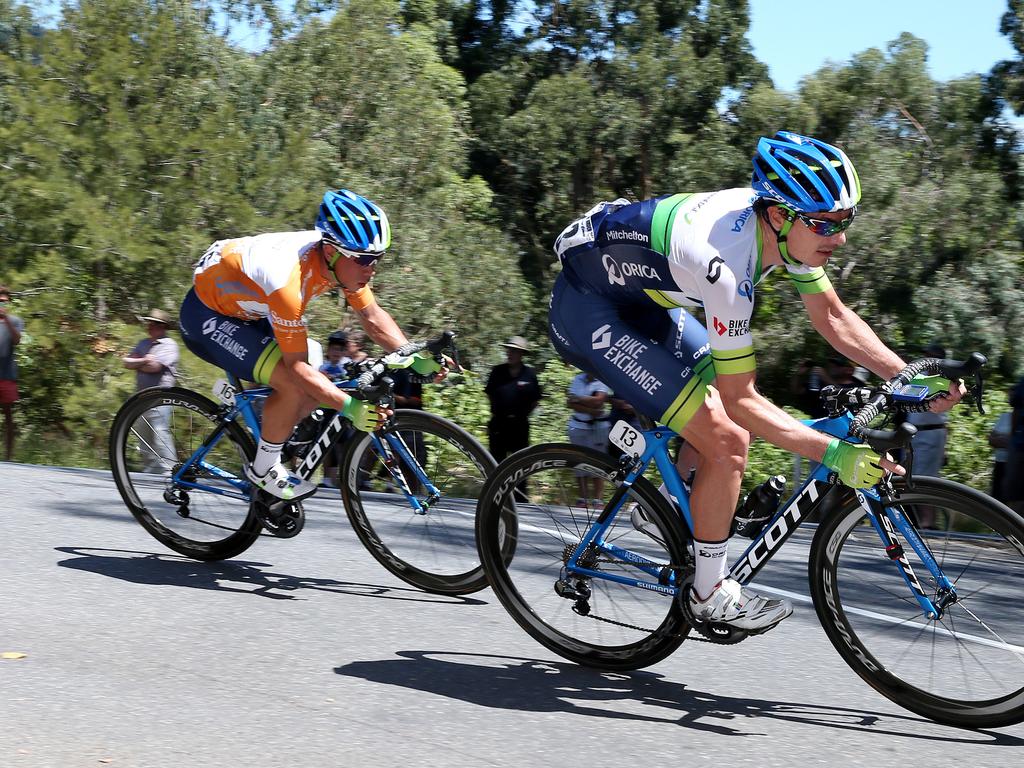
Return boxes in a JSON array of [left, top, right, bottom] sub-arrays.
[[679, 584, 750, 645], [692, 620, 750, 644]]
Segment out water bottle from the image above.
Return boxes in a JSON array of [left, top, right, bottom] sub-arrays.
[[732, 475, 786, 538], [283, 409, 326, 461]]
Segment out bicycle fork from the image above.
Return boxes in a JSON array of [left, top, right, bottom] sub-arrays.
[[855, 488, 958, 620], [370, 431, 440, 514]]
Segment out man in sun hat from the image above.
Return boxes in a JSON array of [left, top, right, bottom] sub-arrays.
[[485, 335, 543, 461], [123, 308, 180, 472]]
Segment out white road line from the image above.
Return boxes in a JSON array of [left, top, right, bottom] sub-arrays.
[[757, 584, 1024, 655]]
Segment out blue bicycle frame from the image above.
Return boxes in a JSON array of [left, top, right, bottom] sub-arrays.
[[165, 373, 442, 513], [563, 412, 955, 621]]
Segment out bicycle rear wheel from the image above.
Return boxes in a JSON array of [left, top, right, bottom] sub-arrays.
[[340, 410, 500, 594], [109, 387, 261, 560], [810, 477, 1024, 728], [476, 444, 691, 671]]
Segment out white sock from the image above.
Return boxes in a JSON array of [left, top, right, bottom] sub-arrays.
[[252, 439, 284, 476], [692, 538, 729, 601]]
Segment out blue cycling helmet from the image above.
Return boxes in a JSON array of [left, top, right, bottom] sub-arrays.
[[315, 189, 392, 266], [751, 131, 862, 213]]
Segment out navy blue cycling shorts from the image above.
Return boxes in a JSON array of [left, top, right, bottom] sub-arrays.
[[178, 288, 283, 384], [548, 274, 715, 432]]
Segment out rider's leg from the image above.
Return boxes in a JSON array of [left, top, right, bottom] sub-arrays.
[[678, 386, 747, 542], [245, 364, 317, 489], [677, 386, 791, 631], [678, 386, 748, 598], [676, 439, 699, 484], [260, 372, 319, 444]]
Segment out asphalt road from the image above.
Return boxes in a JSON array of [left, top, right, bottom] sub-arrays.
[[2, 462, 1023, 767]]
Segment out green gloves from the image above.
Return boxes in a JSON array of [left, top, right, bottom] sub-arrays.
[[341, 395, 383, 432], [822, 439, 885, 489], [409, 350, 443, 377], [909, 373, 950, 397]]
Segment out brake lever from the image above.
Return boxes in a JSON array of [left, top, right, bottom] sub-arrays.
[[971, 369, 986, 415], [448, 338, 463, 373]]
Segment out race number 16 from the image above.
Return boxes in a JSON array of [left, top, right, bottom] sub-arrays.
[[610, 420, 646, 457]]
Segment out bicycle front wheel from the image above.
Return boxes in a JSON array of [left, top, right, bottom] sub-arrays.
[[340, 410, 498, 595], [810, 477, 1024, 728], [476, 444, 691, 671], [109, 387, 261, 560]]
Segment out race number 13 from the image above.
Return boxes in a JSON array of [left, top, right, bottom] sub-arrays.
[[610, 420, 646, 457]]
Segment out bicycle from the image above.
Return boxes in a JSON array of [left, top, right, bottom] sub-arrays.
[[110, 332, 504, 595], [476, 352, 1024, 728]]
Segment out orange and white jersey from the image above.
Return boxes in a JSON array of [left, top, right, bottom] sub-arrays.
[[193, 231, 375, 354]]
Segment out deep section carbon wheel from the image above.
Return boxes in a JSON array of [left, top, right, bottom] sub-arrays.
[[810, 477, 1024, 728]]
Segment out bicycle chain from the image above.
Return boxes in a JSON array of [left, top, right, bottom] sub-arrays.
[[570, 554, 723, 643]]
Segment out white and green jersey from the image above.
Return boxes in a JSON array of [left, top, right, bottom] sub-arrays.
[[553, 188, 832, 376]]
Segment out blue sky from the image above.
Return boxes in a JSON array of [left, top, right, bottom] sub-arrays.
[[748, 1, 1016, 92], [31, 0, 1021, 92]]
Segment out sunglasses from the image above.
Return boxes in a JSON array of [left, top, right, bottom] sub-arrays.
[[786, 207, 857, 237], [325, 241, 383, 268], [351, 252, 382, 267]]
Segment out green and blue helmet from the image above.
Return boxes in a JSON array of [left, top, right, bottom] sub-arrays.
[[316, 189, 392, 267], [752, 131, 862, 213]]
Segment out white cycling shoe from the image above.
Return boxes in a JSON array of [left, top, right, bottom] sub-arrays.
[[688, 578, 793, 633], [244, 461, 317, 502]]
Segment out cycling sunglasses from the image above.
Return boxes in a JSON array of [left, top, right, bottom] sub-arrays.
[[787, 207, 858, 237], [325, 240, 383, 267], [350, 251, 382, 267]]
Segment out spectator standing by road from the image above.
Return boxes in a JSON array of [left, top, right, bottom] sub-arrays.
[[122, 309, 179, 472], [320, 331, 351, 380], [345, 328, 369, 364], [1005, 376, 1024, 514], [790, 358, 830, 417], [790, 355, 868, 417], [123, 309, 179, 390], [905, 344, 949, 480], [316, 331, 353, 488], [990, 404, 1013, 504], [0, 285, 24, 461], [567, 370, 611, 506], [390, 366, 427, 493], [484, 336, 542, 461]]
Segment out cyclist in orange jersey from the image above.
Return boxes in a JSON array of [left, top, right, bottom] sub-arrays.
[[179, 189, 445, 501]]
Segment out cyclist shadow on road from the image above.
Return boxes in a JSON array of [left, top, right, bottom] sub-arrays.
[[335, 651, 1024, 743], [53, 546, 486, 606]]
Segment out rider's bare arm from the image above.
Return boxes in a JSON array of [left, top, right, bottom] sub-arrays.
[[715, 371, 834, 463], [716, 370, 904, 474], [802, 289, 965, 412], [352, 300, 409, 353], [801, 289, 905, 379]]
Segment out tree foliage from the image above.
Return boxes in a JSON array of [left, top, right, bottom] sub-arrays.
[[0, 0, 1020, 491]]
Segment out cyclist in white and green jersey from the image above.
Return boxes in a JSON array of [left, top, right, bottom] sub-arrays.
[[549, 131, 965, 634]]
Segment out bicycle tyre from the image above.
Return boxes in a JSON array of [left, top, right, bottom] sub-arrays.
[[809, 476, 1024, 728], [109, 387, 261, 560], [340, 410, 501, 595], [476, 444, 691, 671]]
